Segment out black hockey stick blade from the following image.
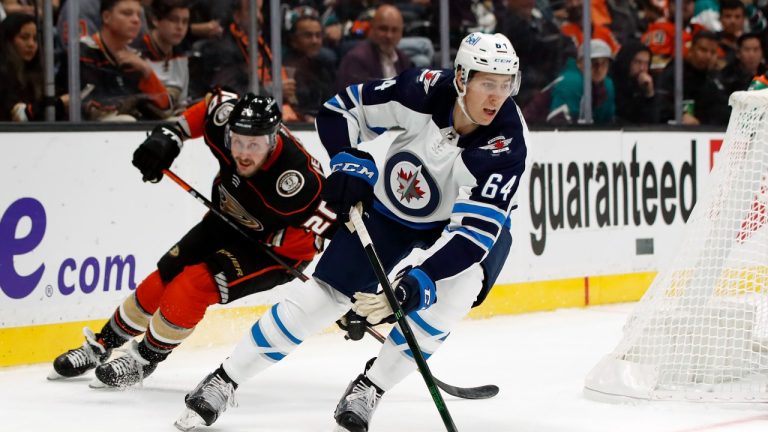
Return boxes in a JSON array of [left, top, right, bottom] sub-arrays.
[[364, 327, 499, 400]]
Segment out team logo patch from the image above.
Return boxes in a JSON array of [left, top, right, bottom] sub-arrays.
[[466, 34, 481, 46], [418, 69, 442, 94], [480, 136, 513, 154], [384, 152, 440, 217], [276, 170, 305, 197], [168, 245, 180, 257], [213, 103, 234, 126]]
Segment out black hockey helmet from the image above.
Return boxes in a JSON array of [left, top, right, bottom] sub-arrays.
[[228, 93, 281, 136]]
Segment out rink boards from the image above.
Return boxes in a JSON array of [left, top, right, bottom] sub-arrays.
[[0, 128, 726, 366]]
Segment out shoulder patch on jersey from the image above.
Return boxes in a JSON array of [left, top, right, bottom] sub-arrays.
[[213, 102, 234, 126], [480, 136, 513, 155], [276, 170, 305, 197], [418, 69, 442, 94]]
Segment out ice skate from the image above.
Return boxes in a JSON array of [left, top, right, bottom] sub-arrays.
[[333, 373, 384, 432], [90, 340, 157, 388], [48, 327, 111, 380], [175, 367, 237, 431]]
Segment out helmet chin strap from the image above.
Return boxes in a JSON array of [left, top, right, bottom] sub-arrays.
[[454, 75, 481, 126]]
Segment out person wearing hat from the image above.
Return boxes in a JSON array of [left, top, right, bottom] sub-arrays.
[[547, 38, 615, 124]]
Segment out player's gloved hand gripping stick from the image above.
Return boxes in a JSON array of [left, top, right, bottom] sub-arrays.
[[348, 204, 458, 432]]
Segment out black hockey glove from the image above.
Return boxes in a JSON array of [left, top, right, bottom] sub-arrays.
[[352, 266, 437, 325], [132, 124, 183, 183], [336, 309, 368, 341], [322, 148, 378, 224]]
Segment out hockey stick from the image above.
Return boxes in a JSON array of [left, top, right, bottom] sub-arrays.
[[348, 205, 458, 432], [161, 168, 308, 282], [363, 326, 500, 400]]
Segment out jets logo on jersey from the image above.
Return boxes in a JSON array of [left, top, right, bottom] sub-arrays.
[[396, 166, 425, 202], [218, 184, 264, 230], [384, 152, 440, 217], [480, 136, 513, 155], [419, 69, 441, 94]]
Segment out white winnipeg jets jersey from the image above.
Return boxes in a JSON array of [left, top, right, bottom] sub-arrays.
[[316, 68, 528, 282]]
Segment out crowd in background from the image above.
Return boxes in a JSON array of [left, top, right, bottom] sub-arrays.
[[0, 0, 766, 125]]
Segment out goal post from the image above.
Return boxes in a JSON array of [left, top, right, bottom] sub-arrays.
[[584, 90, 768, 403]]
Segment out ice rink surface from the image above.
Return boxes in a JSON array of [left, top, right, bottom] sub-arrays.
[[3, 304, 768, 432]]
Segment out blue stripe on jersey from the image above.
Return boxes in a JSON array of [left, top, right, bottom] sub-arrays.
[[326, 96, 342, 110], [372, 201, 446, 230], [270, 304, 302, 345], [348, 84, 361, 105], [250, 321, 285, 362], [447, 226, 495, 249], [453, 202, 507, 226]]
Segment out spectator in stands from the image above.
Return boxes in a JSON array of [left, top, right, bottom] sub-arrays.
[[548, 39, 615, 124], [0, 12, 67, 121], [717, 0, 746, 67], [284, 6, 336, 122], [191, 0, 298, 120], [656, 31, 730, 125], [138, 0, 190, 112], [336, 4, 411, 90], [721, 33, 765, 95], [499, 0, 573, 107], [80, 0, 171, 121], [560, 0, 620, 55], [611, 40, 659, 124], [641, 0, 700, 72], [56, 0, 150, 47]]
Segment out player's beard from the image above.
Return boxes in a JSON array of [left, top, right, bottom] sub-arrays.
[[235, 156, 264, 177]]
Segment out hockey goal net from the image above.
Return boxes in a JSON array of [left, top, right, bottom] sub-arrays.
[[584, 90, 768, 403]]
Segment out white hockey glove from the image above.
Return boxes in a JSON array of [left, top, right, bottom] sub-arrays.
[[351, 267, 437, 325]]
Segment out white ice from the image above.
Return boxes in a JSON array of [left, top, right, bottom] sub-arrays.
[[3, 304, 768, 432]]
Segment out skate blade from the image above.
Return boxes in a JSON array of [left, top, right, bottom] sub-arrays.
[[174, 408, 205, 431], [47, 369, 65, 380], [88, 378, 113, 389]]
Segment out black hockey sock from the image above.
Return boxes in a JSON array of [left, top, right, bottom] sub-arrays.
[[97, 321, 131, 349]]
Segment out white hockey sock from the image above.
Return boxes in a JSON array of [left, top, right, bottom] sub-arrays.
[[223, 278, 351, 384]]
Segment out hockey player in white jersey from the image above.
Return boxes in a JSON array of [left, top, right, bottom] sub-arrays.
[[175, 32, 528, 432]]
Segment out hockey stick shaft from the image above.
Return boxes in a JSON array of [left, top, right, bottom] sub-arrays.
[[363, 326, 500, 400], [348, 205, 458, 432], [162, 169, 309, 282]]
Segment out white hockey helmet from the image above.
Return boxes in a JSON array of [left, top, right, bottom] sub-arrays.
[[453, 32, 521, 97]]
